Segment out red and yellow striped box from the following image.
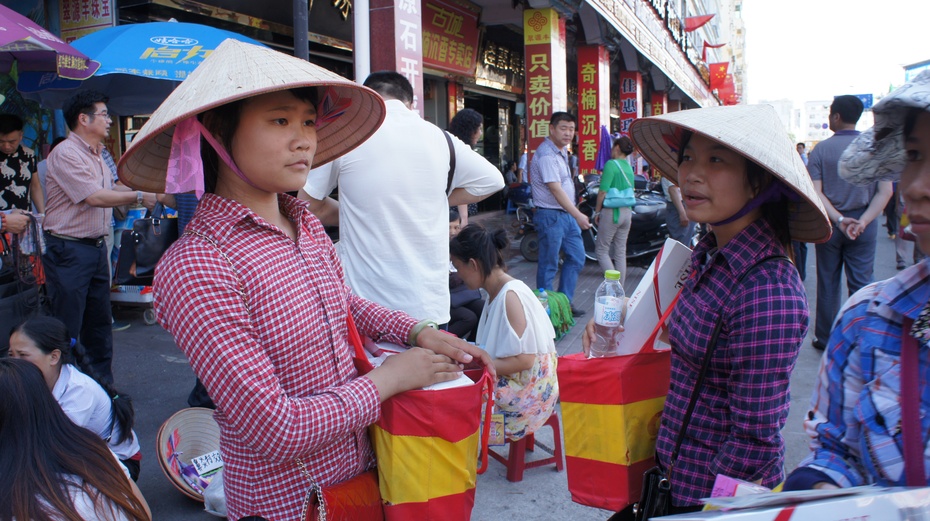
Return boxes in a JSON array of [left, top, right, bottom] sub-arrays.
[[557, 350, 670, 512], [370, 368, 492, 521]]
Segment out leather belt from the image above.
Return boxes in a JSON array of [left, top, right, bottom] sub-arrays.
[[46, 231, 106, 248]]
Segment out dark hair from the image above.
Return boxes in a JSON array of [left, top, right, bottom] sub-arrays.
[[676, 132, 794, 258], [613, 136, 634, 155], [11, 317, 135, 445], [63, 90, 109, 131], [0, 114, 24, 134], [200, 87, 317, 194], [830, 95, 864, 125], [450, 224, 509, 278], [0, 359, 149, 521], [796, 142, 805, 148], [363, 71, 414, 105], [550, 111, 576, 126], [448, 108, 483, 145], [449, 206, 461, 223]]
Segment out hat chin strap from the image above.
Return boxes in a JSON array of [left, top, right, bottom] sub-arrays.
[[709, 180, 799, 227], [166, 117, 261, 198]]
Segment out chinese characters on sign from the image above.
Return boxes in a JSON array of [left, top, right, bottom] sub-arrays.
[[60, 0, 115, 42], [421, 0, 479, 75], [523, 8, 567, 163], [576, 46, 610, 176], [618, 71, 642, 137], [394, 0, 425, 115]]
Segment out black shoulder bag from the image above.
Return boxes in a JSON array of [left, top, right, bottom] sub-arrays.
[[627, 255, 789, 521]]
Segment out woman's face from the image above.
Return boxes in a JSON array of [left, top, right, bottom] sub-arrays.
[[8, 332, 60, 389], [901, 110, 930, 253], [451, 257, 483, 290], [677, 133, 755, 226], [227, 90, 319, 194]]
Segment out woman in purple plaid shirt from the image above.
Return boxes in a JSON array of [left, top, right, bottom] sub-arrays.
[[586, 105, 833, 515]]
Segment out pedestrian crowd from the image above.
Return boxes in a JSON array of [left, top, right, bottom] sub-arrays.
[[0, 38, 928, 521]]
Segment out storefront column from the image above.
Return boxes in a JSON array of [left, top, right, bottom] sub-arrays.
[[370, 0, 425, 116], [577, 45, 610, 177], [523, 8, 567, 164]]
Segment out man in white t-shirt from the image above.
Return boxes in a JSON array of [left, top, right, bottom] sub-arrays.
[[300, 72, 503, 323]]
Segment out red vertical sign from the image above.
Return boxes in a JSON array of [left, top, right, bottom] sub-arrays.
[[577, 45, 610, 176], [524, 8, 567, 164], [651, 92, 667, 117], [395, 0, 425, 116], [618, 71, 642, 136]]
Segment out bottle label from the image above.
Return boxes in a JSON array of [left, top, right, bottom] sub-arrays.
[[594, 296, 623, 327]]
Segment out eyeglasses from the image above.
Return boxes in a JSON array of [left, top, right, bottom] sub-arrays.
[[88, 112, 111, 120]]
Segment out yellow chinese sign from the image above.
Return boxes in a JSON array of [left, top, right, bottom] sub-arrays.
[[577, 46, 610, 175], [421, 0, 480, 75]]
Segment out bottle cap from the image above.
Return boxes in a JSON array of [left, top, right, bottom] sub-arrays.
[[604, 270, 621, 280]]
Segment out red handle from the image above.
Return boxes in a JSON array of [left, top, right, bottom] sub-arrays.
[[476, 370, 493, 475], [346, 313, 374, 372]]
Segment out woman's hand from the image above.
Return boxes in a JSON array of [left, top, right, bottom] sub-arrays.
[[415, 327, 497, 380], [580, 319, 596, 356], [366, 347, 463, 401]]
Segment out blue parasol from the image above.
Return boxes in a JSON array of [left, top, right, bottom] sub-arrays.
[[25, 21, 264, 115], [594, 125, 612, 171]]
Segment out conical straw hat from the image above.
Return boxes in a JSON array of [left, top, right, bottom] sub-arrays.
[[630, 104, 831, 243], [118, 39, 385, 193]]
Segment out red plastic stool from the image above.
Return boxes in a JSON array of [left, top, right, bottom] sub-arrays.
[[488, 411, 564, 482]]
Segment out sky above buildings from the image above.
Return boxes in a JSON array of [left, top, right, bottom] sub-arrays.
[[742, 0, 930, 104]]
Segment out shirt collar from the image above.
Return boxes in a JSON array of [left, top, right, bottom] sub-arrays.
[[542, 137, 568, 157], [68, 132, 101, 155], [691, 218, 785, 282], [190, 192, 310, 241], [878, 259, 930, 319], [52, 364, 72, 401]]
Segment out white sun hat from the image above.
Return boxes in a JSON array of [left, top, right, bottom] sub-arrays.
[[840, 70, 930, 186], [629, 104, 831, 243], [118, 38, 385, 193]]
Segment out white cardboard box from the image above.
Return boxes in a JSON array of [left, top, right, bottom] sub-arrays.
[[660, 486, 930, 520], [614, 238, 692, 356]]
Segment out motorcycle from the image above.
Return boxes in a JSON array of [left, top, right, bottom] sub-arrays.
[[515, 175, 669, 267]]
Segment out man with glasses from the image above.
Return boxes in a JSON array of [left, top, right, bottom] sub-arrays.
[[43, 91, 157, 384]]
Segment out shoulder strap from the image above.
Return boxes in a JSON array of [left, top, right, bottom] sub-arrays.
[[901, 316, 925, 486], [668, 254, 790, 469], [443, 131, 456, 196]]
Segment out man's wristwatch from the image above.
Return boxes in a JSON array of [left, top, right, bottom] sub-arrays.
[[837, 216, 845, 226], [136, 191, 143, 205]]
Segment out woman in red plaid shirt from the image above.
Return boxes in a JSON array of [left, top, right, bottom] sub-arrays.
[[117, 41, 493, 520]]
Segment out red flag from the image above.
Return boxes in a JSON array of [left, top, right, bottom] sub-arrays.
[[717, 75, 737, 105], [709, 62, 729, 89], [684, 14, 715, 32], [702, 41, 727, 62]]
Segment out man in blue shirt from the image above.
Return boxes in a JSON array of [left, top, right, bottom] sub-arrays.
[[529, 112, 591, 316], [809, 95, 893, 350]]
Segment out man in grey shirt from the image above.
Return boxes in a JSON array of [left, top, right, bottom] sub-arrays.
[[809, 95, 893, 350], [529, 112, 591, 316]]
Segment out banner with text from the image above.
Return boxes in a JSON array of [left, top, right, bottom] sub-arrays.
[[577, 46, 610, 176], [618, 71, 642, 136], [422, 0, 480, 76], [524, 8, 567, 164]]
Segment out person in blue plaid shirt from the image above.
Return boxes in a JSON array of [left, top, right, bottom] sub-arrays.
[[786, 71, 930, 491], [587, 104, 833, 515]]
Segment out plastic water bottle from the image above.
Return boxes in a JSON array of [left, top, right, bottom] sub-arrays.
[[591, 270, 625, 358], [537, 289, 550, 316]]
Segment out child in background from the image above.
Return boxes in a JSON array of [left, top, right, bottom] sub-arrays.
[[451, 224, 559, 440], [448, 207, 484, 341]]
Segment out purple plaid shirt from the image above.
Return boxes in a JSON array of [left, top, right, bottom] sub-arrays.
[[658, 219, 807, 506]]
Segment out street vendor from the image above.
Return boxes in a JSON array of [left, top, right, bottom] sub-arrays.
[[117, 39, 493, 520]]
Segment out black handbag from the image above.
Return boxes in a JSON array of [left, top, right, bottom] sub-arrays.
[[0, 233, 42, 357], [130, 203, 178, 278], [625, 255, 789, 521]]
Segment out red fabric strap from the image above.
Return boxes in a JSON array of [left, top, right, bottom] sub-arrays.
[[901, 317, 925, 486]]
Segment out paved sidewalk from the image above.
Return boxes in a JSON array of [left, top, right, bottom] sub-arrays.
[[112, 210, 905, 520]]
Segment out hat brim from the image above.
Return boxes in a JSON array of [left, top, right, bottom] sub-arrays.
[[629, 105, 832, 244], [118, 39, 385, 193], [156, 407, 221, 502]]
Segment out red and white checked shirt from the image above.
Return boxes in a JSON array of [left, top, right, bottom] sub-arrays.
[[154, 193, 417, 520]]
